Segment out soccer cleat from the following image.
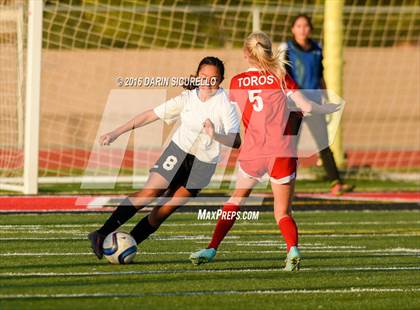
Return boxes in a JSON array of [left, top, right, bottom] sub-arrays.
[[330, 182, 355, 196], [189, 248, 217, 265], [88, 230, 106, 259], [284, 246, 301, 271]]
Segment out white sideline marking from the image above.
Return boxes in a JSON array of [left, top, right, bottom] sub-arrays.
[[0, 287, 419, 299], [1, 230, 419, 238], [0, 237, 85, 241], [0, 231, 243, 240], [298, 221, 420, 225], [0, 238, 330, 250], [301, 233, 420, 238], [0, 267, 419, 279], [0, 235, 239, 241], [166, 221, 420, 226], [0, 248, 418, 257], [0, 220, 419, 229], [87, 197, 111, 209], [227, 243, 366, 249], [0, 237, 212, 241], [0, 242, 367, 251], [0, 230, 86, 234]]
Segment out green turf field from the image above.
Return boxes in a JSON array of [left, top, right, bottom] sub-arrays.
[[1, 177, 419, 196], [0, 211, 419, 309]]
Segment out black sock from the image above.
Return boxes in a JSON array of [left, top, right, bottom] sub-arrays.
[[97, 197, 138, 236], [130, 215, 159, 244], [320, 147, 342, 183]]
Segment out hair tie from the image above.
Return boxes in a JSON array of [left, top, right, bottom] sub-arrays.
[[256, 41, 269, 50]]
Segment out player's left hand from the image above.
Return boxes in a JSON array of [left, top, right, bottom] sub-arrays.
[[203, 118, 215, 139]]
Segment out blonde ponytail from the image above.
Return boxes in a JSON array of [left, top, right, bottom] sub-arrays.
[[244, 32, 288, 82]]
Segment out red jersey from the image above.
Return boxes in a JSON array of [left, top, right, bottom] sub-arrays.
[[229, 68, 298, 160]]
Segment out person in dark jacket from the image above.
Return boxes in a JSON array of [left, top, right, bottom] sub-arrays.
[[280, 14, 354, 195]]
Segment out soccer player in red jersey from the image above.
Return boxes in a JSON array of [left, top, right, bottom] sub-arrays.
[[190, 32, 340, 271]]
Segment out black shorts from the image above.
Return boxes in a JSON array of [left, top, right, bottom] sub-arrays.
[[150, 141, 216, 196]]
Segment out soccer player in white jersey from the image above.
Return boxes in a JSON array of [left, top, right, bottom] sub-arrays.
[[88, 57, 241, 259]]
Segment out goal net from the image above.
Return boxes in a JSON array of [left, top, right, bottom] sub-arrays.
[[0, 0, 25, 192]]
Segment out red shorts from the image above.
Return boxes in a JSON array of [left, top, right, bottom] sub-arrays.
[[238, 157, 297, 184]]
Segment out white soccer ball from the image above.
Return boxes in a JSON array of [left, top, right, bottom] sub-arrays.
[[103, 232, 137, 264]]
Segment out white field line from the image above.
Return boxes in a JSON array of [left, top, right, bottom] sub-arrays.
[[86, 196, 112, 208], [0, 220, 419, 229], [0, 231, 241, 239], [0, 230, 88, 234], [0, 237, 221, 241], [1, 232, 419, 238], [0, 237, 327, 250], [0, 235, 238, 241], [0, 237, 85, 241], [240, 245, 367, 249], [299, 233, 420, 237], [223, 241, 364, 247], [1, 234, 415, 247], [0, 287, 420, 299], [0, 230, 420, 241], [0, 248, 418, 257], [0, 267, 419, 279], [167, 221, 420, 226]]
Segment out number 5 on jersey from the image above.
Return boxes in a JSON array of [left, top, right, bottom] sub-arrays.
[[248, 90, 263, 112]]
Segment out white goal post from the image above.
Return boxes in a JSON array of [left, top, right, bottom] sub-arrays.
[[22, 0, 42, 194]]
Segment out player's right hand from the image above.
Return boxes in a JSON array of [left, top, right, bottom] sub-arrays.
[[203, 118, 215, 139], [99, 131, 117, 146]]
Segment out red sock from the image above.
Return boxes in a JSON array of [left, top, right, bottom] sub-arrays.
[[207, 203, 241, 249], [278, 216, 298, 252]]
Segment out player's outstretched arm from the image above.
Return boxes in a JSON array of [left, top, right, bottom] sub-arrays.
[[214, 132, 241, 149], [290, 91, 341, 115], [99, 109, 159, 146]]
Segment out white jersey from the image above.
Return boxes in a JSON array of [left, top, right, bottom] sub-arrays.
[[153, 88, 240, 163]]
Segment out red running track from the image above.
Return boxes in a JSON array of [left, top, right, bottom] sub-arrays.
[[0, 192, 418, 212]]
